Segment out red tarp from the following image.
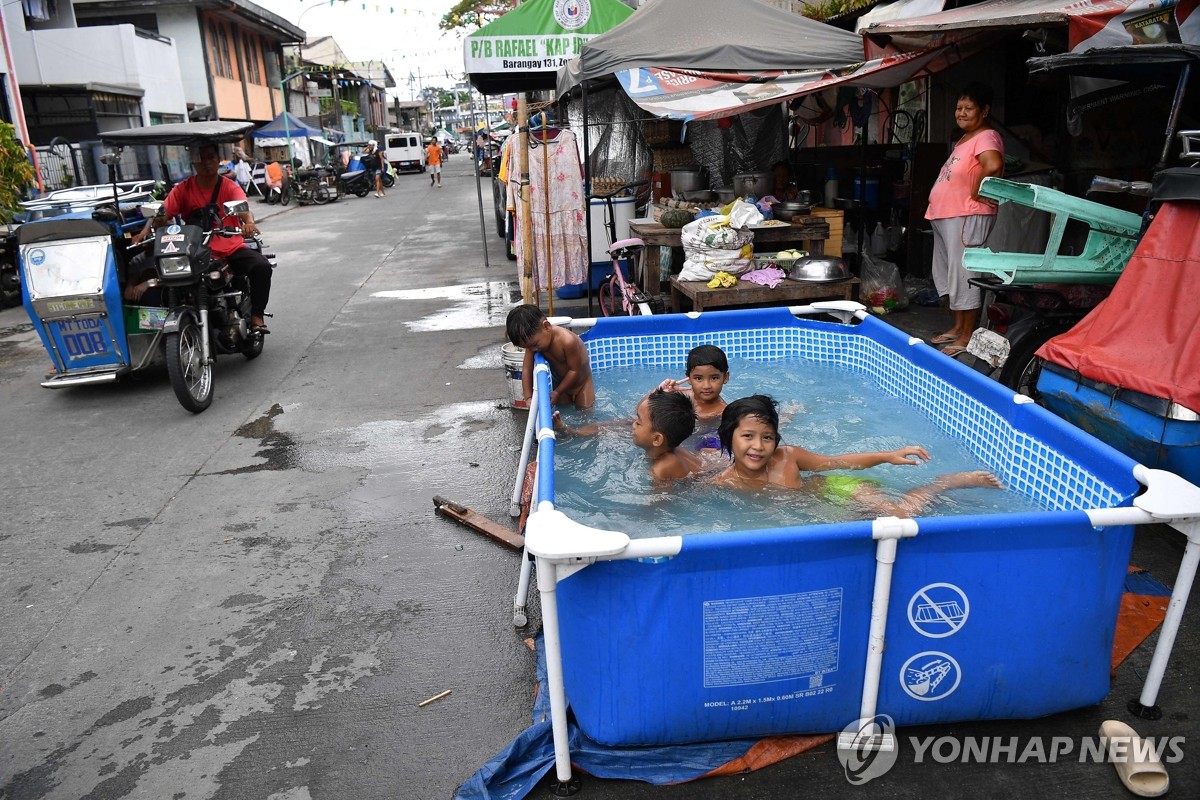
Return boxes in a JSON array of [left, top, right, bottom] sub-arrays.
[[1037, 200, 1200, 410]]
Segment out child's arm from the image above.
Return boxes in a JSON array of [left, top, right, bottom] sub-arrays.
[[548, 333, 589, 405], [784, 444, 930, 473], [520, 347, 535, 404]]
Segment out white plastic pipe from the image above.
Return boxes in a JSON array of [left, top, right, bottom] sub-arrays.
[[509, 378, 539, 517], [536, 557, 574, 785], [1137, 520, 1200, 709]]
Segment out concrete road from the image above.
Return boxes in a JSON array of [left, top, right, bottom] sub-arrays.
[[1, 159, 1197, 800]]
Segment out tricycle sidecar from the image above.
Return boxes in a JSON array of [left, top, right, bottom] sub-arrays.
[[20, 211, 156, 388]]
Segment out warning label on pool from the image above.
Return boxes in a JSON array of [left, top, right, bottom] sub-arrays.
[[702, 588, 841, 688]]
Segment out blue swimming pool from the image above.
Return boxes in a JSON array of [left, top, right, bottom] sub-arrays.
[[518, 305, 1200, 785]]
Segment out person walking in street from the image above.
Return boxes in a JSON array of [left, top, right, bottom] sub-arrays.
[[363, 141, 386, 198], [425, 137, 443, 188]]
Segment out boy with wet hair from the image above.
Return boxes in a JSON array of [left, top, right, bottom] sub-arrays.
[[633, 389, 701, 484], [713, 394, 1001, 516], [505, 304, 595, 410]]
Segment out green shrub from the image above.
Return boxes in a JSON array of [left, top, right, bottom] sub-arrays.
[[0, 122, 35, 223]]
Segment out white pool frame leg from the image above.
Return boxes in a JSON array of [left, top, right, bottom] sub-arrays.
[[509, 387, 540, 518], [536, 554, 575, 789], [1132, 518, 1200, 718], [839, 516, 917, 753]]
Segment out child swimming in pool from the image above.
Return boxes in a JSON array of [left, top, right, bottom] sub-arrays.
[[658, 344, 730, 422], [633, 389, 701, 484], [711, 395, 1001, 516], [506, 304, 595, 410]]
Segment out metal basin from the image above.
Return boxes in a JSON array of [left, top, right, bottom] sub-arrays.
[[788, 255, 850, 282], [771, 201, 811, 221]]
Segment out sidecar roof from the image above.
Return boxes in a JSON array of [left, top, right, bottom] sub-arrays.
[[17, 215, 113, 245], [101, 121, 257, 147]]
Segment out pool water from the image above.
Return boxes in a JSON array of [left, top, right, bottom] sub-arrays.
[[553, 358, 1048, 536]]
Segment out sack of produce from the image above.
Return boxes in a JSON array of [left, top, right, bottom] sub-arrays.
[[678, 215, 754, 281]]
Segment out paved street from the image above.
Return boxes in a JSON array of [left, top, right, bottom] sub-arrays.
[[1, 158, 1197, 800]]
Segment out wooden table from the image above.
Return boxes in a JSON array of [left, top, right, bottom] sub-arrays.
[[670, 276, 859, 313], [627, 216, 831, 297]]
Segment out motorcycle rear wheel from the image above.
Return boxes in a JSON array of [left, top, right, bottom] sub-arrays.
[[382, 172, 395, 188], [999, 326, 1061, 397], [355, 187, 370, 198], [165, 321, 214, 413], [280, 184, 292, 206]]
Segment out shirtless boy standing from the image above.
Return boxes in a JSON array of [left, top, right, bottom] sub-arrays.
[[505, 304, 595, 410]]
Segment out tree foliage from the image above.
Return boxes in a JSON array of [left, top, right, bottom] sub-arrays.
[[439, 0, 512, 32], [0, 123, 35, 223]]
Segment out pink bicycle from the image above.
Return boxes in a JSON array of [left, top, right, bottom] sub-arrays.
[[590, 180, 663, 316]]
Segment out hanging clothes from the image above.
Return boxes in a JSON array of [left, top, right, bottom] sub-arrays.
[[507, 128, 587, 290]]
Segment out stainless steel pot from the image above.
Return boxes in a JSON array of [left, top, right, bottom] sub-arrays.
[[731, 171, 772, 197], [670, 166, 704, 195], [788, 256, 850, 282], [715, 186, 737, 203]]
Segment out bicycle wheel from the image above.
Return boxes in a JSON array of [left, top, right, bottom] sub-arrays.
[[313, 182, 331, 205], [598, 275, 624, 317]]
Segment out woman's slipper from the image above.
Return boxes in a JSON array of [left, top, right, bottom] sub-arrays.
[[1100, 720, 1169, 797], [930, 333, 958, 345], [940, 344, 968, 357], [251, 324, 270, 335]]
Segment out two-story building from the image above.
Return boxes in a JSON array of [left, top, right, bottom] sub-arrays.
[[72, 0, 304, 125]]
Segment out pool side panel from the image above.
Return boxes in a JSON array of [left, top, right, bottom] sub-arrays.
[[557, 521, 876, 746], [878, 511, 1135, 724]]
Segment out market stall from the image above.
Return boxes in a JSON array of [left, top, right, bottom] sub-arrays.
[[251, 112, 335, 167], [463, 0, 634, 304]]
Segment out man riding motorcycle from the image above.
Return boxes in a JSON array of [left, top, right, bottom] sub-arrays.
[[130, 142, 273, 333]]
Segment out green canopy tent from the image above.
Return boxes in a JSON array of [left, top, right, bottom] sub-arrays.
[[464, 0, 634, 95], [463, 0, 634, 304]]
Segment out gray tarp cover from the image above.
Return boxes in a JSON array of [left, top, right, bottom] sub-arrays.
[[556, 0, 865, 96], [101, 121, 257, 146]]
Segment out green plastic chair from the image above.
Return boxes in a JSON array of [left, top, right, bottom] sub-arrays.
[[962, 177, 1143, 285]]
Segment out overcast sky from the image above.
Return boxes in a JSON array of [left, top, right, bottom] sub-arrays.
[[252, 0, 473, 97]]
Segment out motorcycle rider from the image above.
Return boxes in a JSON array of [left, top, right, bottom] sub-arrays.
[[131, 142, 273, 333]]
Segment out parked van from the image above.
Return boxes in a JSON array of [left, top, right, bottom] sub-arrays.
[[384, 132, 425, 174]]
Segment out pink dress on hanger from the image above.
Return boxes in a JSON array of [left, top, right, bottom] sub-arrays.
[[508, 128, 587, 290]]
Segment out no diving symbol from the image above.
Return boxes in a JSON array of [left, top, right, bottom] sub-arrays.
[[907, 582, 968, 638]]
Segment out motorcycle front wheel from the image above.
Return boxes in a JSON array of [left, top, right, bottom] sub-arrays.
[[280, 184, 292, 206], [165, 321, 214, 413]]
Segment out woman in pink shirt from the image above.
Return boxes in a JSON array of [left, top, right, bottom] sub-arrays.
[[925, 83, 1005, 354]]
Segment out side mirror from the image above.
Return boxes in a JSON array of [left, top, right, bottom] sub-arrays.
[[140, 202, 164, 218], [223, 199, 249, 216]]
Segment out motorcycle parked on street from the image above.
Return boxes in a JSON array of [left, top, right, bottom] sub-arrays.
[[336, 152, 396, 198], [18, 120, 275, 413]]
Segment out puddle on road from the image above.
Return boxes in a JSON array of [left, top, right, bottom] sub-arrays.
[[370, 280, 519, 332]]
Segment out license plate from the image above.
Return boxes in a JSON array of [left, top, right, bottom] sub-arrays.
[[966, 329, 1010, 368], [53, 318, 110, 359]]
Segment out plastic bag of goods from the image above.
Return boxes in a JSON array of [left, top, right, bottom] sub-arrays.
[[860, 251, 908, 313], [678, 215, 754, 281]]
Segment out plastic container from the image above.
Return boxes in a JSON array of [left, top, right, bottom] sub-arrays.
[[501, 343, 527, 409], [853, 176, 880, 209], [556, 261, 616, 299], [823, 167, 838, 208], [588, 196, 636, 263]]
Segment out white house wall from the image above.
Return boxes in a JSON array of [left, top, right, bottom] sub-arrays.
[[154, 6, 210, 111], [9, 22, 186, 125]]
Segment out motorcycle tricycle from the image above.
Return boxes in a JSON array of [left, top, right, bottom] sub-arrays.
[[18, 120, 275, 413]]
